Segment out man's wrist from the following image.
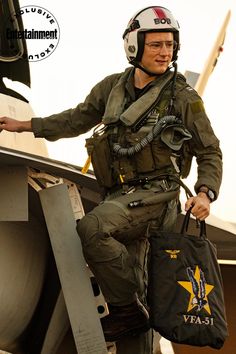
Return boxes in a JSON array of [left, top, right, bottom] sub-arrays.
[[198, 186, 215, 202], [18, 120, 32, 132], [198, 191, 211, 203]]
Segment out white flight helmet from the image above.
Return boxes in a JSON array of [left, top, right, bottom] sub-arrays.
[[123, 6, 180, 65]]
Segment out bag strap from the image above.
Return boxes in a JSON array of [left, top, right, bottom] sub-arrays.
[[181, 208, 207, 240], [168, 175, 194, 199], [145, 173, 207, 239], [151, 173, 194, 199]]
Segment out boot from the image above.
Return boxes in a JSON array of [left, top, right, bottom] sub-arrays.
[[101, 298, 150, 342]]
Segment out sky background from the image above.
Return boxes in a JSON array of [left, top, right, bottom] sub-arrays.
[[12, 0, 236, 222]]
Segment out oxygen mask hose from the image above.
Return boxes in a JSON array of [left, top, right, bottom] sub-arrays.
[[113, 115, 180, 157]]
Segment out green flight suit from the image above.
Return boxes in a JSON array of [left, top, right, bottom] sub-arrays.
[[32, 67, 222, 196], [31, 67, 222, 354]]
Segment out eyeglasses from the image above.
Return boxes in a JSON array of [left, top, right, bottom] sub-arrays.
[[145, 40, 178, 53]]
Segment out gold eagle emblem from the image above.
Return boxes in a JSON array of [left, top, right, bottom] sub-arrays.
[[165, 249, 180, 259]]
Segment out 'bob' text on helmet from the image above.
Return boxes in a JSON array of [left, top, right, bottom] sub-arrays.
[[123, 6, 180, 65]]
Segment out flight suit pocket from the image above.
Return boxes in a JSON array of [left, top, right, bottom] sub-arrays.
[[151, 140, 173, 170], [193, 116, 219, 147], [126, 133, 156, 173], [86, 134, 114, 188]]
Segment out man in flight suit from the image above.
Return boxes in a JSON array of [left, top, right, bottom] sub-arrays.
[[0, 6, 222, 353]]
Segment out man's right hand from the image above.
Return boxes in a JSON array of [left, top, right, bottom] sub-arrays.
[[0, 117, 32, 133]]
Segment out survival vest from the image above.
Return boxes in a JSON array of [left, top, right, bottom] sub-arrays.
[[84, 69, 192, 189]]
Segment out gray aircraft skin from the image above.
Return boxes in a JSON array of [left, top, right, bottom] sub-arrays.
[[0, 1, 235, 354]]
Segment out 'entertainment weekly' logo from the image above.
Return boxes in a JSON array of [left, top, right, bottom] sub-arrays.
[[7, 5, 60, 62]]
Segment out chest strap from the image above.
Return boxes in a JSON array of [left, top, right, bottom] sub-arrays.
[[102, 69, 174, 127]]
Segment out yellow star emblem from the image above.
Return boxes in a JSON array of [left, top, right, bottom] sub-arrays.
[[178, 265, 214, 314]]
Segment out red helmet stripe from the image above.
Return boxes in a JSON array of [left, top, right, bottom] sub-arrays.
[[152, 7, 166, 19]]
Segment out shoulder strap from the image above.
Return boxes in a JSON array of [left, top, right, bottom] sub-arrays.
[[102, 68, 133, 124], [120, 70, 174, 128], [102, 69, 175, 127]]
